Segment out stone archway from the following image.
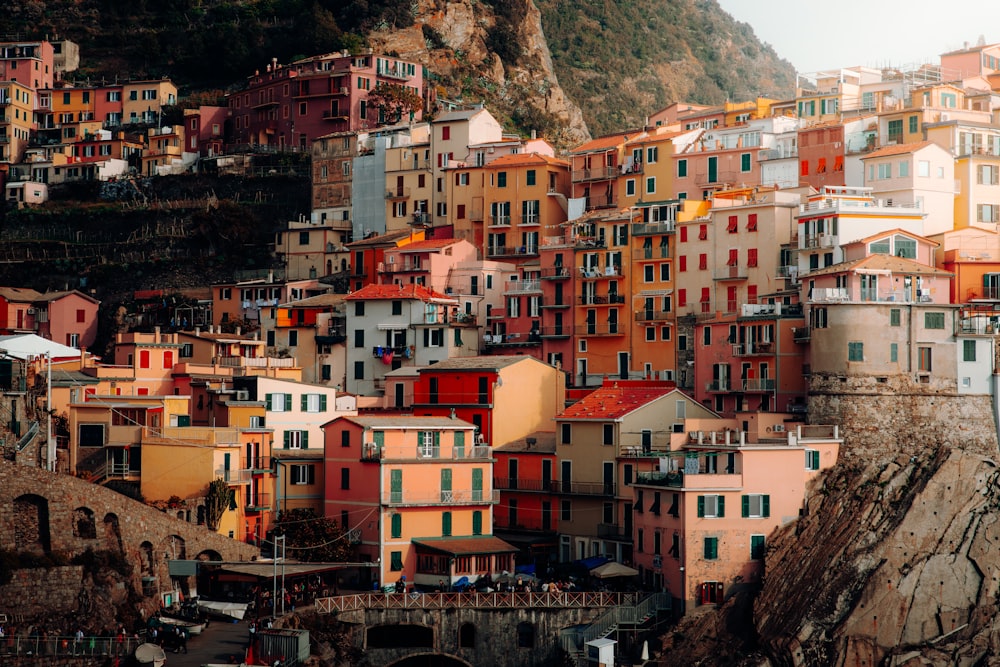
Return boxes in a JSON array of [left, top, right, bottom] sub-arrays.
[[103, 513, 124, 553], [139, 541, 155, 577], [73, 507, 97, 539], [13, 494, 51, 553]]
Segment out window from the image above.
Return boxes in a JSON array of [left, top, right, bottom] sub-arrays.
[[560, 423, 571, 444], [704, 537, 719, 560], [747, 214, 758, 231], [805, 449, 820, 470], [924, 312, 945, 329], [354, 329, 365, 348], [890, 342, 898, 363], [740, 152, 751, 172], [918, 160, 930, 177], [646, 146, 658, 163], [288, 331, 298, 347], [978, 165, 999, 185], [442, 126, 450, 140], [302, 394, 327, 412], [747, 248, 758, 267], [442, 512, 452, 537], [727, 215, 738, 233], [603, 424, 614, 445], [626, 179, 636, 196], [702, 326, 711, 346], [698, 254, 708, 270], [266, 393, 292, 412], [646, 177, 656, 194], [661, 326, 670, 341], [560, 500, 571, 521], [679, 255, 687, 272], [877, 163, 891, 179], [964, 339, 977, 362], [696, 494, 725, 518], [750, 535, 766, 560], [290, 464, 315, 485], [354, 361, 365, 380], [285, 430, 308, 449], [497, 172, 507, 188], [391, 513, 402, 538], [526, 170, 536, 186], [644, 265, 655, 282], [390, 551, 403, 571], [847, 342, 864, 362], [678, 289, 686, 307], [340, 467, 350, 490], [644, 326, 655, 341], [898, 160, 909, 178], [918, 346, 932, 372], [741, 494, 770, 518], [678, 159, 687, 177], [908, 115, 918, 133], [890, 308, 901, 327], [355, 302, 365, 316]]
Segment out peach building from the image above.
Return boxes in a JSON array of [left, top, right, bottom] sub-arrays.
[[378, 238, 478, 292], [631, 421, 842, 612], [323, 415, 513, 590], [860, 141, 955, 235]]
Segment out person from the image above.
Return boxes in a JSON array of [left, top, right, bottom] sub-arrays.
[[75, 628, 84, 655], [437, 579, 445, 593]]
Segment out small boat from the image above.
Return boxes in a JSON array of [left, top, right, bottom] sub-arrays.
[[135, 642, 167, 667], [157, 614, 205, 635], [197, 599, 249, 621]]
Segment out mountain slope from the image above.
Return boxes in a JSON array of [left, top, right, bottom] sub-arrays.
[[4, 0, 794, 145]]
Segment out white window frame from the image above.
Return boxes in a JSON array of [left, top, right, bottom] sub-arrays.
[[287, 430, 305, 449], [702, 494, 722, 518], [271, 392, 288, 412], [745, 493, 767, 518]]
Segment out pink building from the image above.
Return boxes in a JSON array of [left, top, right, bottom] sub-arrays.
[[33, 290, 101, 350], [631, 420, 842, 613], [377, 238, 479, 292], [0, 40, 55, 91], [228, 52, 423, 150], [183, 107, 227, 156]]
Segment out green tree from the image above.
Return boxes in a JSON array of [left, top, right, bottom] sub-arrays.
[[204, 478, 234, 532], [271, 508, 354, 562], [366, 83, 424, 125]]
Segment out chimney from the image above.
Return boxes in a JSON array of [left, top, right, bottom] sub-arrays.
[[235, 326, 241, 336], [449, 408, 457, 420]]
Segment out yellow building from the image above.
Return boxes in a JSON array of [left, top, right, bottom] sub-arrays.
[[384, 134, 433, 234], [0, 81, 34, 167], [122, 79, 178, 125]]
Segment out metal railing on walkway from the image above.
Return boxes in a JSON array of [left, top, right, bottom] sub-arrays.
[[315, 591, 638, 614], [0, 634, 144, 658]]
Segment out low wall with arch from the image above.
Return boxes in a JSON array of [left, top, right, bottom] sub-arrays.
[[0, 460, 258, 620]]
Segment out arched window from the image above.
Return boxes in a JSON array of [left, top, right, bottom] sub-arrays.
[[517, 622, 534, 649], [459, 623, 475, 648]]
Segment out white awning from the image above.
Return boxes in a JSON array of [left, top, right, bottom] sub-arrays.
[[376, 323, 408, 330], [637, 289, 674, 297]]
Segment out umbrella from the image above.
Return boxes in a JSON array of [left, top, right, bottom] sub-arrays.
[[589, 561, 639, 579]]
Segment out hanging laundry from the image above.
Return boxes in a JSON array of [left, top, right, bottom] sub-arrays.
[[381, 350, 394, 365]]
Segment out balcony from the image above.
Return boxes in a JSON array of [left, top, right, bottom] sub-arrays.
[[574, 324, 624, 337], [810, 287, 934, 304], [695, 170, 740, 187], [385, 187, 411, 200], [539, 326, 571, 339], [487, 245, 539, 258], [488, 214, 511, 228], [449, 312, 478, 326], [733, 341, 774, 356], [597, 523, 627, 539], [793, 326, 811, 342], [484, 331, 542, 347], [246, 493, 272, 512], [578, 265, 622, 279], [634, 247, 670, 260], [758, 148, 798, 161], [520, 214, 540, 226], [379, 261, 427, 274], [578, 294, 625, 305], [741, 378, 776, 392], [540, 266, 572, 280], [635, 471, 683, 488], [504, 279, 542, 294], [635, 310, 671, 322], [572, 166, 618, 182], [631, 221, 676, 236], [322, 110, 348, 121], [367, 444, 492, 461], [714, 266, 748, 281], [411, 212, 431, 226], [249, 456, 274, 472], [556, 480, 616, 496], [372, 345, 409, 358], [493, 516, 555, 533], [803, 234, 835, 249], [216, 467, 253, 485], [382, 489, 500, 506], [539, 300, 570, 309], [705, 380, 731, 393], [376, 65, 412, 81]]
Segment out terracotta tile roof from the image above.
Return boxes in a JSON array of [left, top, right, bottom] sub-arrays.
[[346, 229, 422, 248], [337, 415, 474, 429], [861, 140, 936, 160], [493, 431, 556, 454], [395, 238, 462, 252], [802, 253, 953, 278], [412, 536, 519, 556], [558, 384, 676, 421], [280, 293, 347, 308], [344, 283, 455, 302], [0, 287, 43, 302], [570, 132, 635, 154], [843, 228, 939, 248], [34, 290, 101, 304], [485, 152, 569, 168]]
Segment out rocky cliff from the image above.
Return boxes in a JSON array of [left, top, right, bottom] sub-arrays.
[[659, 378, 1000, 666]]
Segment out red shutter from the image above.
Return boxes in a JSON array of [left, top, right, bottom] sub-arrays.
[[727, 215, 738, 233], [678, 289, 687, 307], [679, 256, 687, 272], [699, 254, 707, 270], [747, 214, 758, 231], [700, 287, 710, 303], [747, 248, 758, 267], [748, 285, 758, 303], [680, 226, 688, 242], [727, 249, 738, 266]]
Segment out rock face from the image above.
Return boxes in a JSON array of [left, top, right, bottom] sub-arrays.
[[659, 379, 1000, 666], [370, 0, 590, 148]]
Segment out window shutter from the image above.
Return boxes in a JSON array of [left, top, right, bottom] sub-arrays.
[[472, 511, 482, 535], [391, 513, 402, 538], [291, 466, 300, 484], [762, 495, 770, 518], [302, 431, 309, 448], [442, 512, 452, 536], [320, 395, 327, 411], [284, 394, 293, 411], [741, 495, 749, 518], [224, 453, 231, 471], [301, 394, 308, 411], [283, 431, 290, 448], [423, 329, 430, 346], [434, 431, 441, 448], [717, 495, 725, 517], [265, 394, 273, 410], [697, 495, 705, 518]]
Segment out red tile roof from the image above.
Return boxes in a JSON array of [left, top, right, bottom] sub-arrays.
[[344, 283, 455, 302], [485, 152, 569, 168], [571, 133, 635, 154], [412, 536, 518, 556], [558, 384, 675, 420], [395, 238, 462, 252], [861, 140, 935, 160]]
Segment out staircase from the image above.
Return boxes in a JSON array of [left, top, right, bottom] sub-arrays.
[[560, 592, 671, 663]]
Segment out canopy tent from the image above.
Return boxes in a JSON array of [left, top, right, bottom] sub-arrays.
[[0, 333, 81, 361], [590, 561, 639, 579]]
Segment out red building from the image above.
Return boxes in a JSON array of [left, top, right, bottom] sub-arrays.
[[797, 122, 847, 191], [228, 51, 424, 150], [345, 229, 425, 292]]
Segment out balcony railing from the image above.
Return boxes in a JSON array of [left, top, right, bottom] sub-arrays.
[[385, 187, 411, 200], [216, 467, 253, 484], [635, 310, 671, 322], [572, 166, 618, 182], [493, 516, 555, 533], [539, 326, 571, 338], [489, 215, 511, 227], [578, 265, 622, 279], [504, 279, 542, 294], [732, 342, 774, 356], [714, 266, 748, 280], [540, 266, 572, 279], [810, 287, 934, 304], [741, 378, 776, 392], [631, 221, 676, 235], [705, 380, 731, 392], [487, 245, 539, 258], [374, 445, 492, 461], [520, 214, 540, 226], [484, 331, 542, 346], [758, 148, 798, 161], [574, 324, 624, 336], [793, 326, 811, 342], [634, 246, 670, 260], [579, 294, 625, 305], [383, 489, 500, 506], [246, 493, 272, 511], [379, 261, 427, 273]]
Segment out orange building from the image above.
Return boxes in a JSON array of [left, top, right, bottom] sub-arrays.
[[323, 415, 514, 591]]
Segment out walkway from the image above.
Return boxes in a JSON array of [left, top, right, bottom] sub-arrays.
[[160, 617, 251, 667]]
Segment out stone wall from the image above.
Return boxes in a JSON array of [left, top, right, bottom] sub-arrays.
[[0, 460, 258, 622], [0, 567, 85, 618]]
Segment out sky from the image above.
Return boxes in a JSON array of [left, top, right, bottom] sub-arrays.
[[715, 0, 1000, 74]]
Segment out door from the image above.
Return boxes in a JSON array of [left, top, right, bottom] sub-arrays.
[[608, 308, 619, 334], [707, 156, 718, 183], [603, 462, 615, 496], [644, 297, 654, 320], [561, 460, 572, 493], [542, 459, 552, 491], [554, 283, 564, 306], [542, 502, 552, 532], [472, 468, 483, 502], [394, 382, 404, 408], [508, 459, 519, 490], [390, 469, 402, 503], [618, 351, 629, 379], [586, 309, 597, 335]]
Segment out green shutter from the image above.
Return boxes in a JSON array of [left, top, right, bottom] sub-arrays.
[[442, 512, 452, 536], [284, 394, 293, 411], [812, 450, 820, 469], [472, 468, 483, 502], [434, 431, 440, 456], [301, 431, 309, 448], [320, 395, 327, 411], [374, 431, 384, 448], [301, 394, 308, 411], [751, 535, 765, 559], [762, 495, 770, 518], [741, 495, 749, 518], [390, 551, 403, 570], [472, 511, 482, 535], [391, 513, 402, 538], [704, 537, 717, 559], [390, 469, 403, 503], [697, 495, 705, 518], [455, 431, 465, 458], [283, 431, 290, 448], [717, 495, 725, 517], [441, 468, 452, 492], [265, 393, 273, 410], [224, 453, 231, 471]]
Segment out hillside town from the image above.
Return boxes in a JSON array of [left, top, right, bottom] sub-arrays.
[[3, 33, 1000, 665]]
